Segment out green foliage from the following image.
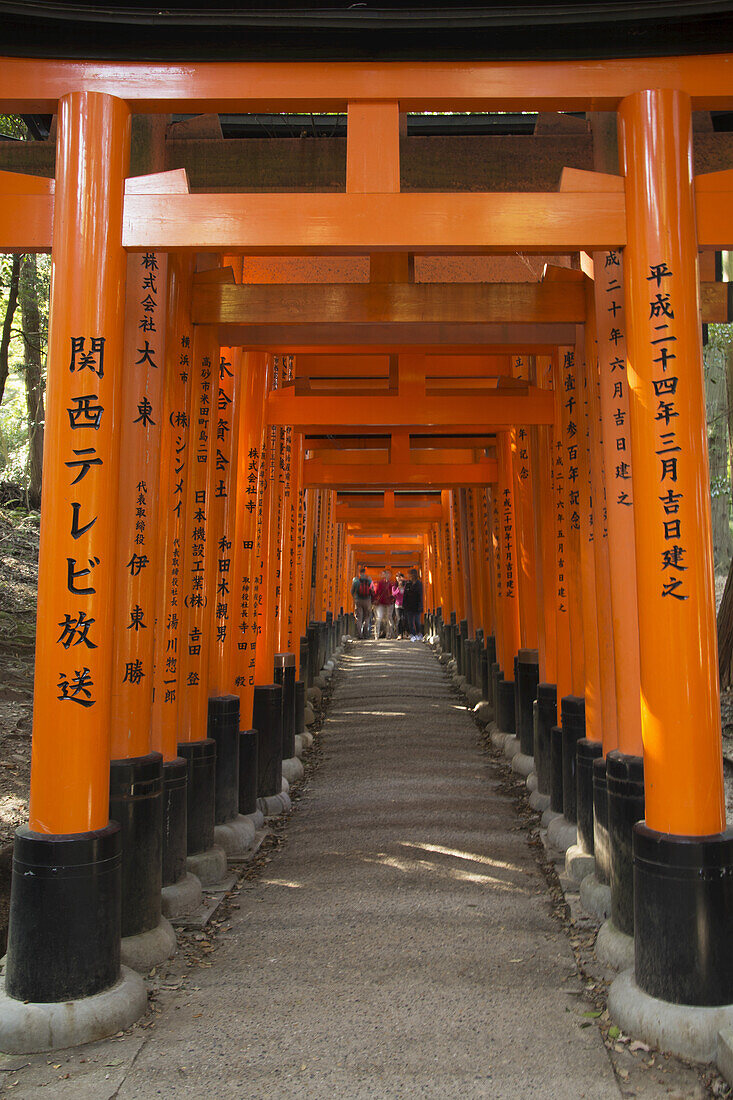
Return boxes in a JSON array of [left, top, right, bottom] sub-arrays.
[[0, 252, 51, 492], [0, 374, 29, 483], [0, 116, 28, 140], [708, 323, 733, 351]]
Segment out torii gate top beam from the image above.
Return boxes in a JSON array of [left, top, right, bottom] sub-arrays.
[[2, 55, 733, 112]]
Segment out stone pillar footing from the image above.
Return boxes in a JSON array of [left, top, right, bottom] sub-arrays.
[[579, 872, 612, 922], [541, 806, 562, 829], [0, 966, 147, 1054], [257, 778, 292, 817], [510, 752, 534, 778], [564, 843, 595, 884], [213, 814, 257, 857], [281, 756, 305, 785], [609, 969, 733, 1065], [186, 845, 227, 886], [502, 735, 520, 761], [120, 916, 177, 973], [161, 872, 203, 919], [595, 918, 635, 971], [489, 723, 507, 751], [529, 789, 551, 813], [546, 813, 578, 853]]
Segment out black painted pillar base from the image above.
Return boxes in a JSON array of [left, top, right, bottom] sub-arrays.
[[109, 752, 163, 940], [496, 678, 516, 735], [484, 637, 496, 705], [457, 619, 468, 675], [274, 653, 296, 760], [607, 750, 644, 937], [295, 680, 305, 737], [479, 649, 489, 701], [161, 757, 188, 887], [208, 695, 240, 827], [6, 823, 121, 1002], [560, 695, 586, 824], [491, 663, 503, 718], [634, 824, 733, 1006], [239, 728, 259, 815], [178, 739, 217, 856], [535, 683, 557, 796], [306, 623, 319, 686], [550, 725, 564, 814], [592, 755, 611, 885], [299, 636, 310, 687], [463, 639, 474, 685], [576, 738, 603, 855], [253, 683, 283, 799], [516, 649, 540, 757]]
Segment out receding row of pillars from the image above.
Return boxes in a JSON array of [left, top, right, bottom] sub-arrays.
[[0, 89, 357, 1047], [420, 90, 733, 1029]]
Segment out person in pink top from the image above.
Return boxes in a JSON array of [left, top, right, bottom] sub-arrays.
[[392, 572, 406, 638], [372, 568, 395, 639]]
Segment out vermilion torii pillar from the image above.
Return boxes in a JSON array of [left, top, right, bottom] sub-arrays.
[[510, 356, 540, 764], [228, 351, 270, 725], [3, 91, 148, 1037], [107, 248, 176, 968], [609, 88, 733, 1029], [495, 432, 521, 735], [175, 316, 227, 885], [150, 253, 201, 911]]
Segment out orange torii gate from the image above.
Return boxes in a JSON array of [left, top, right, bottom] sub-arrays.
[[0, 51, 730, 1064]]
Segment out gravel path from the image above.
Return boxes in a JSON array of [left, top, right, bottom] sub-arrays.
[[110, 640, 619, 1099]]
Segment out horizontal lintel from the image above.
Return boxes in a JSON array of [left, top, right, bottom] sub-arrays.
[[2, 56, 733, 113], [269, 388, 555, 430], [219, 324, 576, 351], [2, 189, 733, 255], [193, 280, 586, 325]]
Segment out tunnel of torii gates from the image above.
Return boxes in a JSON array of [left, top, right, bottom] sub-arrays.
[[2, 51, 733, 1058]]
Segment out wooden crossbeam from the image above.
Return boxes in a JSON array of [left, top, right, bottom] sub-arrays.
[[2, 56, 733, 112], [217, 325, 575, 352], [192, 281, 587, 325], [310, 435, 494, 451], [3, 177, 733, 257], [336, 503, 443, 523], [122, 191, 626, 253], [269, 388, 554, 431], [304, 457, 497, 488]]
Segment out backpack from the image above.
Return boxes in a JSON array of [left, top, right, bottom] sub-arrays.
[[357, 576, 371, 599]]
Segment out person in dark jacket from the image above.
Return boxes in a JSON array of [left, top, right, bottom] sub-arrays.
[[351, 565, 374, 638], [402, 568, 423, 640]]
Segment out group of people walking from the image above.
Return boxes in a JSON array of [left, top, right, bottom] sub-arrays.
[[350, 565, 424, 640]]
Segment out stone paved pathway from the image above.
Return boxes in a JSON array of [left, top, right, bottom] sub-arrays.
[[17, 640, 621, 1098]]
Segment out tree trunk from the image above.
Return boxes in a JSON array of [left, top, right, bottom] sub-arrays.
[[18, 254, 44, 508], [705, 344, 733, 572], [717, 340, 733, 687], [0, 254, 21, 408], [718, 557, 733, 688]]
